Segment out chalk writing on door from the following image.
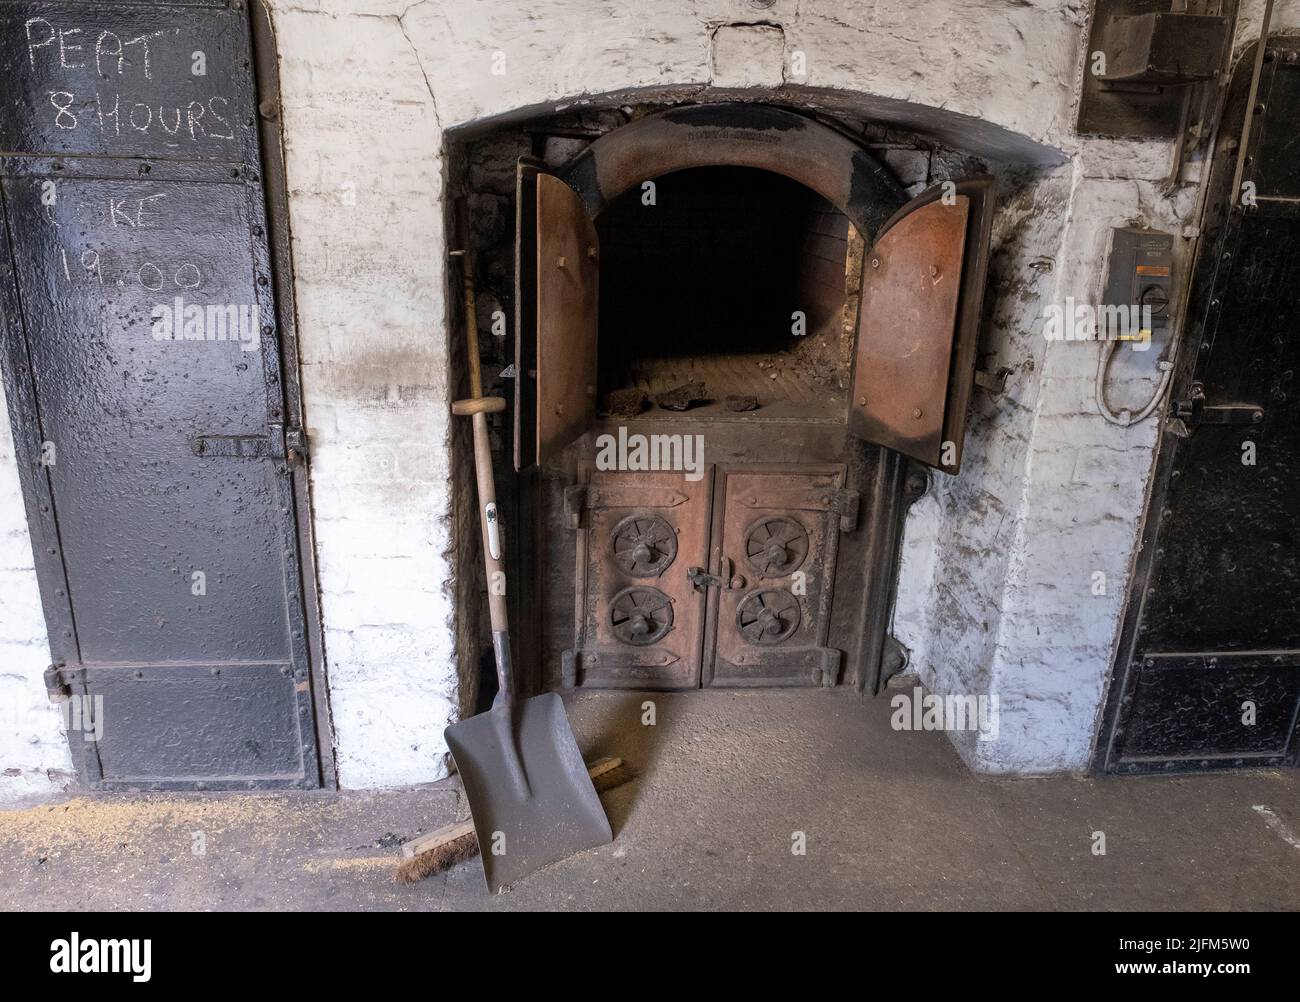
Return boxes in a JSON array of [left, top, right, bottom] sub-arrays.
[[21, 17, 239, 146]]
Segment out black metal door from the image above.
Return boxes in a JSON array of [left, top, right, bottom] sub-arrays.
[[1098, 39, 1300, 773], [0, 1, 323, 788]]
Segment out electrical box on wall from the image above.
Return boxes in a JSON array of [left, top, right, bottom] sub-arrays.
[[1100, 228, 1175, 342], [1076, 1, 1234, 137]]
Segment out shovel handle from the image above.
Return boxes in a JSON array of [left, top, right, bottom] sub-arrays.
[[451, 199, 514, 705]]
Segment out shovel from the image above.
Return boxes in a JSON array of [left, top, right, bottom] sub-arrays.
[[445, 205, 612, 893]]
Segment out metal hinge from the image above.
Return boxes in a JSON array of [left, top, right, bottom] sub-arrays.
[[563, 485, 586, 529], [560, 649, 578, 688], [283, 425, 310, 465], [44, 664, 73, 703], [818, 648, 843, 687], [830, 488, 859, 532]]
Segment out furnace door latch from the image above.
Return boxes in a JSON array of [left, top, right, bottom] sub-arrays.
[[688, 556, 745, 593], [1170, 381, 1265, 434], [191, 423, 310, 466]]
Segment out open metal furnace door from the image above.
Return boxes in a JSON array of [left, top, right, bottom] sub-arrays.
[[849, 178, 995, 473], [514, 163, 599, 470]]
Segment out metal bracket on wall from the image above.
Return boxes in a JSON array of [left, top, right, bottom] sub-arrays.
[[284, 426, 310, 465], [974, 367, 1011, 396], [1076, 1, 1236, 138]]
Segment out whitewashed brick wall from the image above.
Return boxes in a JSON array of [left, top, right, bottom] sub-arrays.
[[0, 382, 73, 803]]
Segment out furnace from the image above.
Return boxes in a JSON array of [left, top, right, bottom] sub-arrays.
[[491, 103, 995, 698]]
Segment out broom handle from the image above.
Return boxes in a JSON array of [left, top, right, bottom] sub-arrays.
[[450, 203, 513, 707]]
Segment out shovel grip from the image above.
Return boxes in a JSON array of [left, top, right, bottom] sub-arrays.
[[491, 630, 515, 709]]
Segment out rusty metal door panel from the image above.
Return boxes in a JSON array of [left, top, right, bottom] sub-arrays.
[[0, 2, 321, 789], [849, 178, 995, 473], [569, 467, 711, 689], [532, 172, 598, 467], [705, 467, 847, 687]]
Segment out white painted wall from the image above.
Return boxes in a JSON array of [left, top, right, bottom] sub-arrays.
[[3, 0, 1297, 801], [0, 382, 74, 803]]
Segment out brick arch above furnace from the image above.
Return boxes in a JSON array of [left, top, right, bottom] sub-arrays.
[[555, 103, 907, 242]]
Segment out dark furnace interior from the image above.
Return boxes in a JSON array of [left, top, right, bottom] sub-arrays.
[[595, 166, 856, 422]]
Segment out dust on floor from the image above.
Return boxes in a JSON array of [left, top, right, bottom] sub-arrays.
[[1, 690, 1297, 911]]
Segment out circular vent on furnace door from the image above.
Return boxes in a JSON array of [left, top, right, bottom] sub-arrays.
[[736, 588, 801, 645], [610, 587, 674, 646], [743, 517, 808, 578], [610, 514, 677, 577]]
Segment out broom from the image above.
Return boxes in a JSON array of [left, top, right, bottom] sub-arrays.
[[395, 756, 632, 884]]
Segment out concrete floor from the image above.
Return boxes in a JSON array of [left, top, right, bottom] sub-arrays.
[[2, 688, 1298, 911]]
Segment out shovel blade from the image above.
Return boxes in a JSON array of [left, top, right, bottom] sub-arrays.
[[445, 692, 612, 893]]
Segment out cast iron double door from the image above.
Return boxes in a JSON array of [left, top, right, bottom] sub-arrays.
[[572, 463, 850, 689]]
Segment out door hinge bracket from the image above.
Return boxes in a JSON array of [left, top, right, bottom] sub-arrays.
[[560, 648, 578, 688], [44, 664, 73, 703], [819, 648, 843, 687], [563, 485, 586, 529], [284, 426, 310, 465], [830, 489, 859, 531]]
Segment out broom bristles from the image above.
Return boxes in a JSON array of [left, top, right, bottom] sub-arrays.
[[394, 830, 479, 884]]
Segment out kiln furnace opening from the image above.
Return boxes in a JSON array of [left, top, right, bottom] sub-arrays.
[[448, 102, 995, 700], [595, 166, 854, 422]]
